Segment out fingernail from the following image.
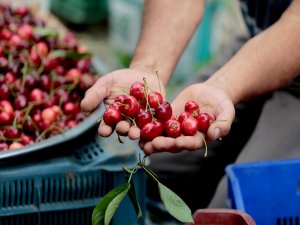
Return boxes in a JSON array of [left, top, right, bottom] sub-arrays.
[[214, 128, 220, 140]]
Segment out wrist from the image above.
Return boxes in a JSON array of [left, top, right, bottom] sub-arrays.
[[130, 53, 172, 86], [206, 73, 239, 105]]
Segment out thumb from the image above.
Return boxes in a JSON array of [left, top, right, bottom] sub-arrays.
[[80, 74, 113, 113], [206, 99, 235, 141], [170, 96, 187, 119]]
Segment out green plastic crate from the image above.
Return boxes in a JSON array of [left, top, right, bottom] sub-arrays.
[[50, 0, 108, 24]]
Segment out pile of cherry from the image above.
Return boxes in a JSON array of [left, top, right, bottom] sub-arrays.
[[0, 4, 97, 151], [103, 81, 215, 142]]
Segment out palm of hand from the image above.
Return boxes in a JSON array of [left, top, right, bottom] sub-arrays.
[[140, 82, 235, 155]]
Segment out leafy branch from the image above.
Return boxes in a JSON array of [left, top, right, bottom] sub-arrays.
[[91, 157, 194, 225]]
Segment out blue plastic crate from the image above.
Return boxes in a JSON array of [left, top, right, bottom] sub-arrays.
[[0, 133, 146, 225], [226, 158, 300, 225]]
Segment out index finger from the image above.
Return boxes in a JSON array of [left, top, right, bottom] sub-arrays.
[[80, 74, 113, 113]]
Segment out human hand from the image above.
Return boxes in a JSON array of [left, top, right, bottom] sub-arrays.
[[140, 81, 235, 155], [80, 68, 165, 138]]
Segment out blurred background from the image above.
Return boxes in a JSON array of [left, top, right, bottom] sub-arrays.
[[0, 1, 250, 225], [24, 0, 249, 94]]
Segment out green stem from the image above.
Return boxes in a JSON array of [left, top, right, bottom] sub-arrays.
[[155, 70, 162, 94], [199, 132, 208, 157], [138, 162, 160, 183]]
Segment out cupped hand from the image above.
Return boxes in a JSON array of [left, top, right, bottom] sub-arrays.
[[140, 82, 235, 155], [80, 68, 166, 138]]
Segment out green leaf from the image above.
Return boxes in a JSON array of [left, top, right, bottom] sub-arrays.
[[128, 180, 143, 218], [104, 183, 130, 225], [34, 27, 58, 38], [50, 50, 92, 59], [158, 183, 194, 223], [92, 183, 130, 225]]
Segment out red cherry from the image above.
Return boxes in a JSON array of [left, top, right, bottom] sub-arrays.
[[0, 100, 13, 115], [195, 113, 214, 133], [66, 120, 78, 128], [185, 100, 199, 114], [148, 92, 163, 108], [109, 102, 122, 111], [17, 24, 33, 40], [63, 102, 80, 116], [24, 73, 38, 89], [114, 94, 126, 104], [155, 101, 172, 121], [122, 96, 139, 118], [43, 57, 59, 72], [32, 113, 42, 128], [76, 58, 91, 73], [9, 142, 24, 150], [24, 118, 36, 133], [40, 120, 52, 131], [130, 82, 145, 99], [14, 95, 28, 110], [0, 111, 13, 124], [15, 5, 29, 17], [4, 126, 21, 139], [31, 42, 48, 58], [42, 107, 58, 123], [55, 89, 70, 105], [43, 97, 57, 108], [0, 46, 4, 57], [30, 88, 44, 102], [178, 111, 192, 123], [29, 52, 41, 65], [136, 108, 152, 129], [154, 121, 164, 134], [66, 68, 81, 83], [19, 135, 34, 146], [181, 117, 199, 136], [103, 107, 121, 126], [0, 57, 8, 68], [0, 83, 10, 99], [40, 75, 52, 91], [4, 72, 16, 84], [79, 74, 94, 91], [140, 121, 163, 141], [54, 75, 65, 88], [165, 119, 182, 138], [9, 35, 22, 47], [54, 66, 66, 76], [52, 105, 63, 116], [139, 98, 147, 109], [0, 142, 9, 151], [0, 28, 12, 40]]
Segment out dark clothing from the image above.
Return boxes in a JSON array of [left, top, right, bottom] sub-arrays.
[[240, 0, 292, 37]]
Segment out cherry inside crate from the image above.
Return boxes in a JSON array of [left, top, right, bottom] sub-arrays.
[[0, 57, 106, 164]]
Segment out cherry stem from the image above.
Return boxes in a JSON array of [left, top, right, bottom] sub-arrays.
[[126, 165, 138, 184], [21, 62, 28, 90], [96, 117, 102, 124], [143, 79, 161, 107], [138, 161, 160, 183], [198, 132, 208, 157], [155, 70, 162, 94], [49, 72, 55, 98], [111, 89, 129, 95], [212, 119, 228, 123], [200, 103, 214, 109], [142, 77, 150, 111], [121, 113, 137, 127], [117, 134, 124, 144], [37, 61, 44, 75], [0, 137, 19, 142]]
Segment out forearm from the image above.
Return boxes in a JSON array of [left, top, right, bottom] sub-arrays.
[[208, 0, 300, 104], [130, 0, 205, 86]]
